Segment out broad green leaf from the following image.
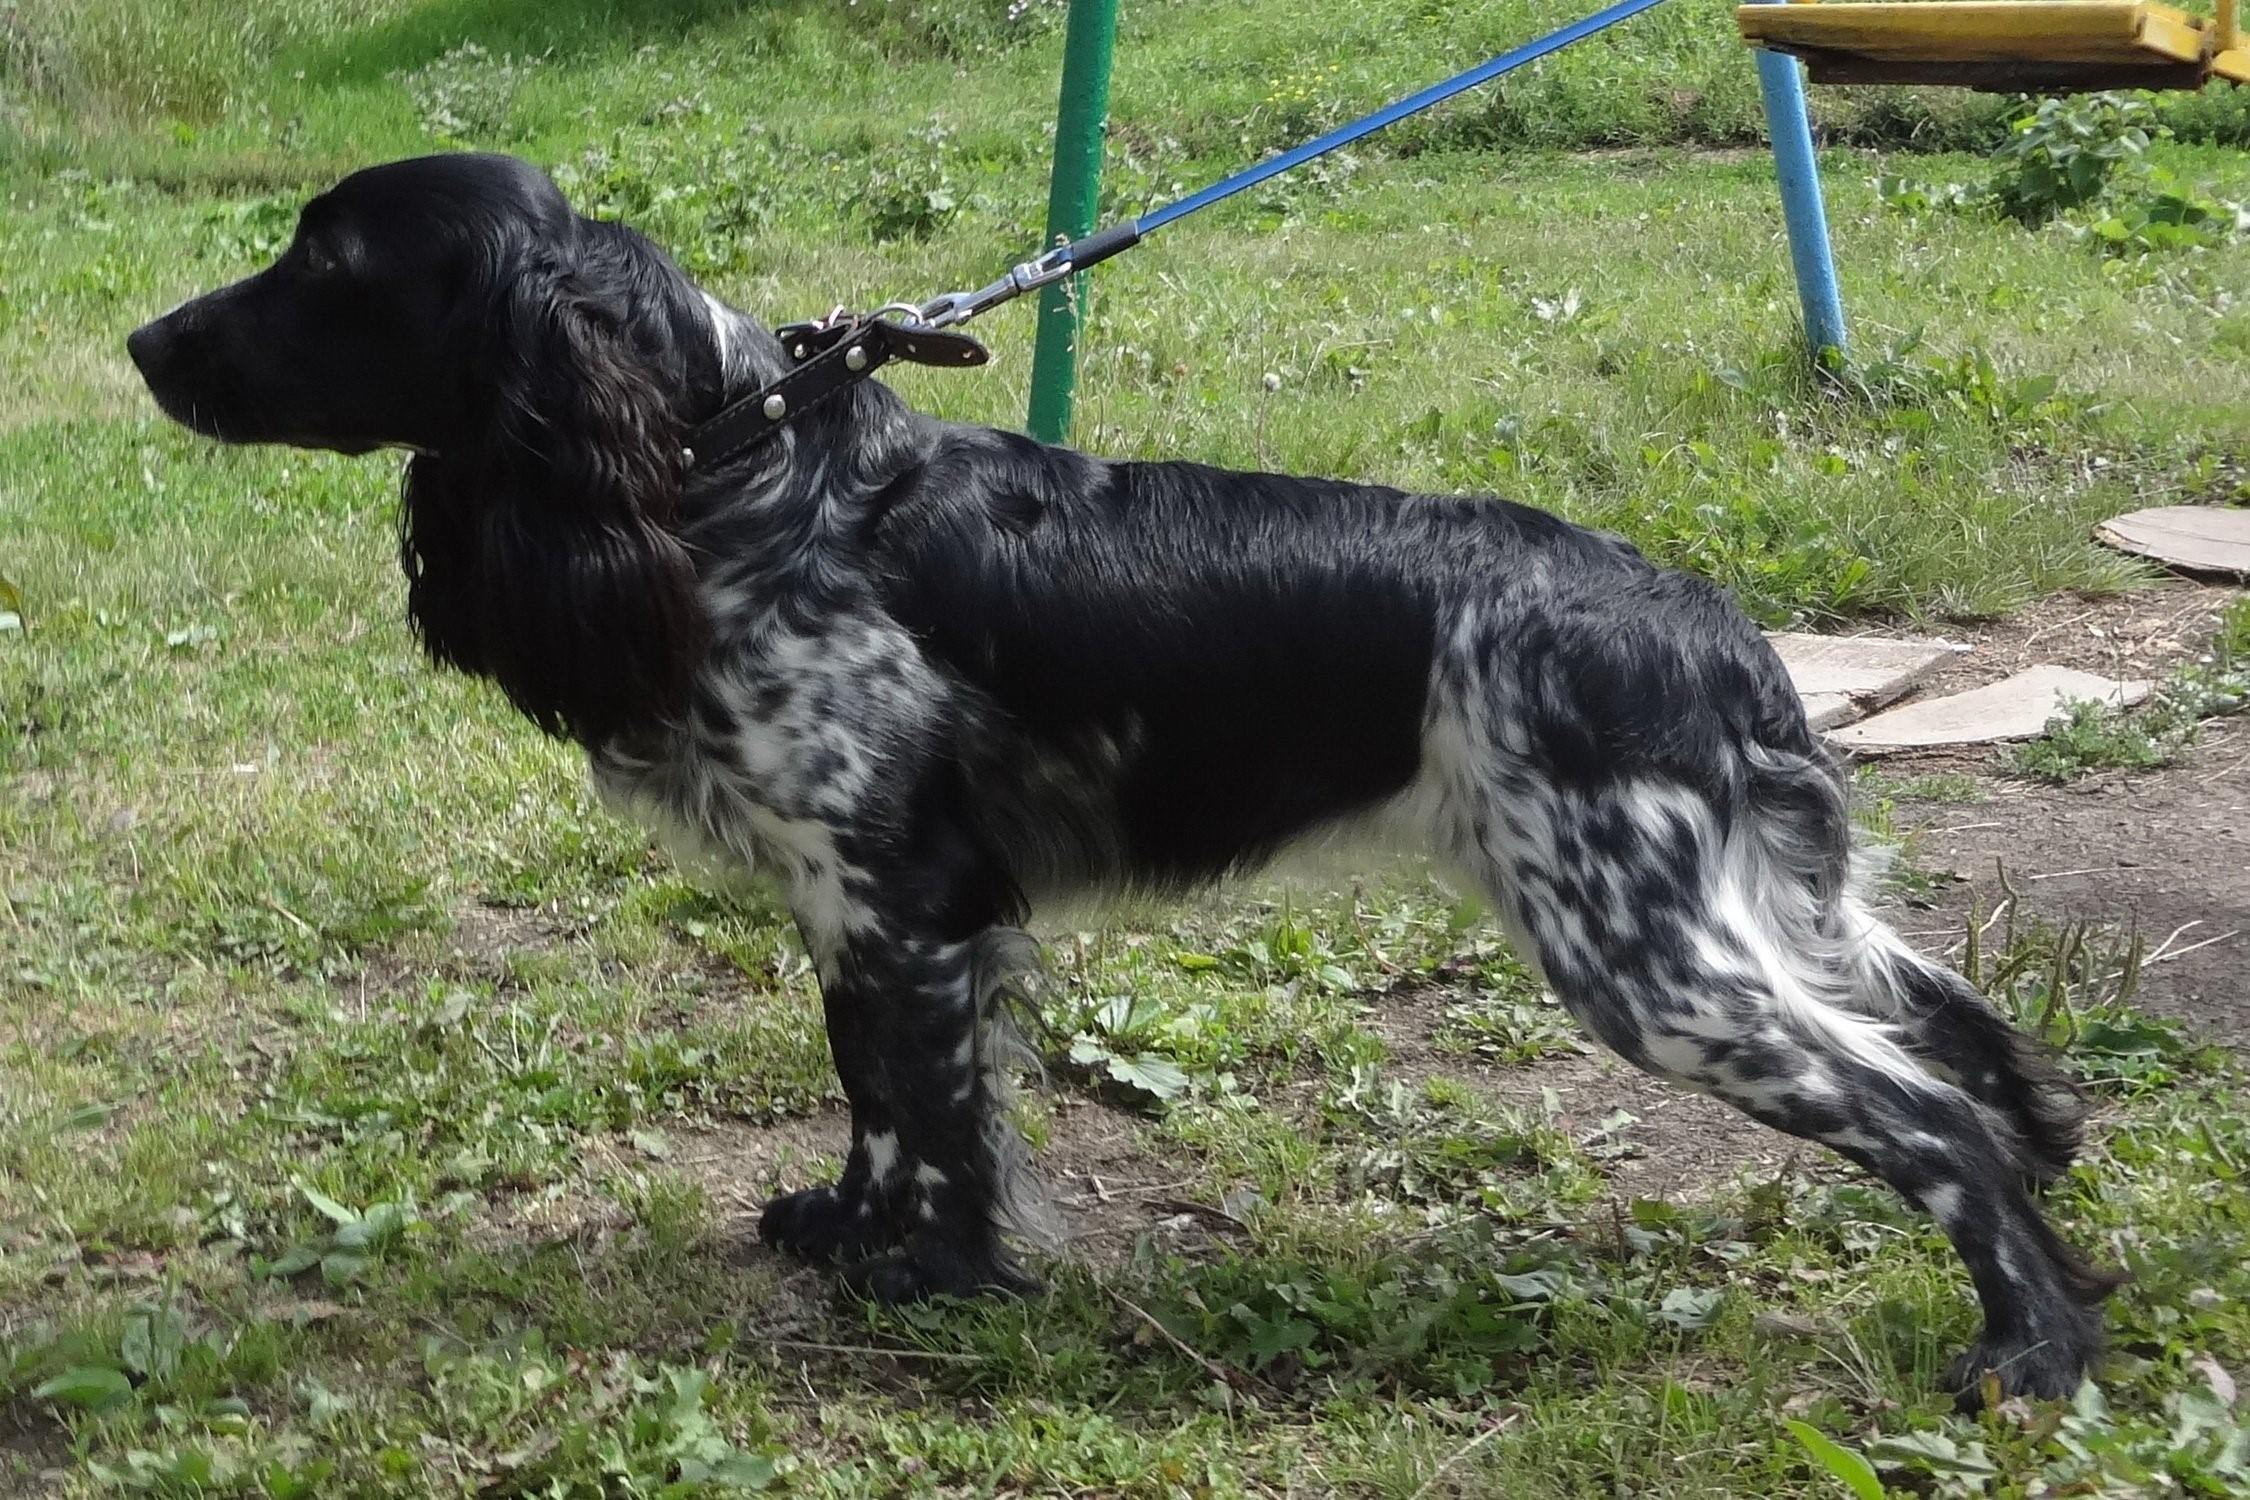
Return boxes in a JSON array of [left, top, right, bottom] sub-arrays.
[[120, 1307, 186, 1383], [262, 1458, 336, 1499], [1106, 1052, 1190, 1102], [336, 1201, 408, 1249], [1657, 1286, 1724, 1330], [297, 1180, 360, 1226], [319, 1251, 371, 1286], [1868, 1429, 1996, 1477], [679, 1453, 779, 1488], [34, 1366, 133, 1411], [56, 1102, 113, 1131], [261, 1245, 322, 1278], [1494, 1269, 1567, 1303], [1785, 1419, 1887, 1500]]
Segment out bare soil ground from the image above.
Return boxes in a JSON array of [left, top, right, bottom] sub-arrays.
[[1882, 580, 2249, 1043]]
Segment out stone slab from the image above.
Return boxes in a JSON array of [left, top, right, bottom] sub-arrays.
[[2094, 505, 2250, 580], [1801, 692, 1856, 731], [1768, 631, 1961, 730], [1829, 665, 2152, 753]]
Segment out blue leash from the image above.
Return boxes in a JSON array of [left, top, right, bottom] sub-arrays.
[[915, 0, 1673, 329], [689, 0, 1680, 464], [1145, 0, 1673, 233]]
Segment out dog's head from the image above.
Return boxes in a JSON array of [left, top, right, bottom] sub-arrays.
[[129, 153, 719, 745], [131, 153, 622, 454]]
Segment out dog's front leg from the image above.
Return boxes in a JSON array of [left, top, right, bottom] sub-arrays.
[[756, 847, 1037, 1300], [756, 968, 911, 1265]]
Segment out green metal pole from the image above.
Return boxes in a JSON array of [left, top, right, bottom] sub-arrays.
[[1025, 0, 1120, 444]]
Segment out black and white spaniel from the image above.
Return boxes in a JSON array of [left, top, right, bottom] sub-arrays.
[[129, 152, 2120, 1404]]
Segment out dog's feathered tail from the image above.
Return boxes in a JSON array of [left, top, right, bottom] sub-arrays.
[[1741, 740, 2091, 1187]]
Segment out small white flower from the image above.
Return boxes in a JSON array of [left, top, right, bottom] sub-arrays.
[[1262, 371, 1282, 392]]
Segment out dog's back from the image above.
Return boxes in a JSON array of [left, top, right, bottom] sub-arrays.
[[867, 426, 1809, 891]]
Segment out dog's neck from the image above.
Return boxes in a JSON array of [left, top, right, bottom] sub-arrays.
[[685, 286, 937, 492], [693, 291, 788, 415], [561, 217, 759, 436]]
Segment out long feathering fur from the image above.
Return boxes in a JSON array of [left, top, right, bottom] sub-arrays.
[[400, 248, 705, 744], [965, 927, 1063, 1253]]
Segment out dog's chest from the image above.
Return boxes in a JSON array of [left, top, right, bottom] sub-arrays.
[[589, 611, 949, 865]]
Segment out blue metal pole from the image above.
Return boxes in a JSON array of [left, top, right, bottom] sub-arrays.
[[1748, 11, 1846, 360]]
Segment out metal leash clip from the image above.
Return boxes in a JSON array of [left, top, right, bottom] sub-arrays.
[[913, 244, 1079, 332]]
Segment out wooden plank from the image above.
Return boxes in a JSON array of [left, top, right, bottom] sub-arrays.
[[1796, 51, 2207, 88], [2094, 505, 2250, 581], [1738, 2, 2212, 64], [1829, 665, 2151, 753]]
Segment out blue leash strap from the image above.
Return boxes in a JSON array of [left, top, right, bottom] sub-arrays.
[[916, 0, 1672, 330], [1141, 0, 1673, 234], [701, 0, 1675, 462]]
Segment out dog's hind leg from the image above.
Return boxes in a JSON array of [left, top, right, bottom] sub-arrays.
[[1463, 773, 2119, 1406], [1736, 739, 2092, 1187]]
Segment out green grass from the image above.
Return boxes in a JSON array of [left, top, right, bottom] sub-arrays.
[[6, 0, 2250, 1493]]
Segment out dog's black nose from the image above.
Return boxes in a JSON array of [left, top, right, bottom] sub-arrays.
[[126, 319, 173, 379]]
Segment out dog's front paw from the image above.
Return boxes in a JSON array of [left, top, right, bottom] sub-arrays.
[[841, 1232, 1040, 1304], [758, 1183, 902, 1263], [1944, 1315, 2102, 1410]]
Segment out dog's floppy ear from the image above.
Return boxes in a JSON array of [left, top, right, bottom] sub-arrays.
[[400, 249, 704, 744]]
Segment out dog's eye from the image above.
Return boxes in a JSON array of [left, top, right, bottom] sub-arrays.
[[299, 241, 340, 276]]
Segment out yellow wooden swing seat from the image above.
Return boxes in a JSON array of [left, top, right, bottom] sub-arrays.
[[1737, 0, 2249, 92]]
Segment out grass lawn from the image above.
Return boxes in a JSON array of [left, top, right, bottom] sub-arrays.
[[5, 1, 2250, 1494]]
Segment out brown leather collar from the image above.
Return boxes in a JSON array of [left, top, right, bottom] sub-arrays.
[[685, 316, 989, 471]]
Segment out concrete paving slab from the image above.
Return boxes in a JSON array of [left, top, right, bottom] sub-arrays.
[[1801, 691, 1856, 731], [2095, 505, 2250, 580], [1769, 631, 1961, 729], [1829, 665, 2151, 753]]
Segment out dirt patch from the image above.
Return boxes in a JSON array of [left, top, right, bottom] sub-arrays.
[[1891, 714, 2250, 1041], [1855, 580, 2250, 1040], [346, 899, 574, 1007], [0, 1414, 70, 1498], [1367, 973, 1811, 1203], [1038, 1095, 1252, 1266], [1494, 1060, 1809, 1201], [670, 1112, 851, 1233], [443, 902, 567, 968], [659, 1098, 1243, 1271], [1574, 144, 1767, 165]]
